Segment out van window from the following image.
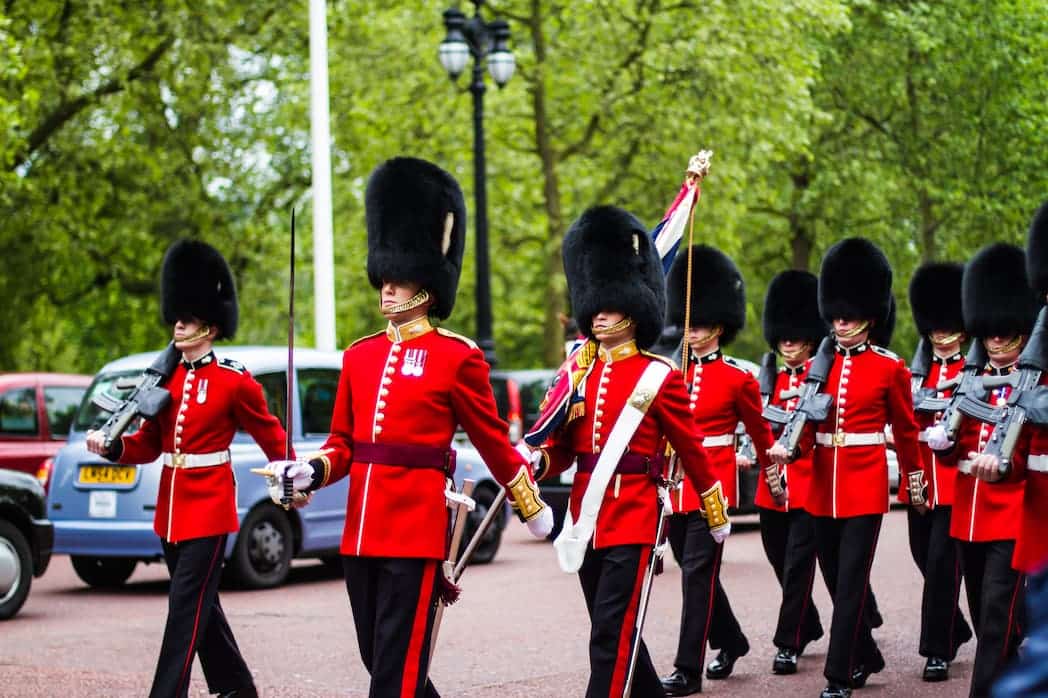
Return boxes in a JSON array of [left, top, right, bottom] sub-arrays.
[[45, 386, 86, 439], [0, 387, 38, 436], [254, 372, 288, 432], [299, 369, 340, 435]]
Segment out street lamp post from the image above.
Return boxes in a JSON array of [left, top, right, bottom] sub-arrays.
[[439, 1, 516, 366]]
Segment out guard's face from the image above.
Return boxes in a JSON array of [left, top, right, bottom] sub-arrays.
[[591, 310, 635, 344], [833, 318, 870, 347], [930, 330, 964, 353], [984, 334, 1023, 364], [686, 325, 721, 348], [381, 280, 422, 308], [778, 339, 812, 364], [172, 317, 214, 348]]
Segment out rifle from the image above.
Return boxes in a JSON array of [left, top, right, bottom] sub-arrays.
[[915, 338, 988, 442], [92, 342, 181, 454], [910, 336, 935, 405], [957, 306, 1048, 476], [759, 350, 790, 431], [772, 336, 835, 461]]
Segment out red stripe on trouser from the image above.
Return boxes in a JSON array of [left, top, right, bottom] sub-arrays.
[[948, 550, 962, 651], [401, 560, 438, 697], [999, 572, 1025, 666], [609, 546, 653, 698], [700, 543, 724, 667], [847, 522, 881, 676], [176, 538, 224, 697], [794, 549, 819, 650]]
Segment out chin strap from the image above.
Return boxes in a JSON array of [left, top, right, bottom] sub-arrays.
[[931, 332, 965, 348], [179, 324, 212, 346], [382, 288, 431, 316], [779, 342, 812, 363], [988, 335, 1024, 356], [593, 315, 634, 339], [835, 320, 870, 340]]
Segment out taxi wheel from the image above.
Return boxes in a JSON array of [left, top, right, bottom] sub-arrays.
[[0, 520, 32, 620], [230, 504, 293, 589], [70, 555, 137, 588], [458, 484, 503, 565]]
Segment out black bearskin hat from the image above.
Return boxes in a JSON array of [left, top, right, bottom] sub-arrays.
[[909, 262, 964, 337], [870, 296, 896, 348], [1026, 200, 1048, 299], [666, 245, 746, 345], [963, 243, 1041, 338], [762, 270, 826, 351], [364, 157, 466, 320], [160, 240, 238, 339], [818, 237, 892, 325], [562, 205, 665, 349]]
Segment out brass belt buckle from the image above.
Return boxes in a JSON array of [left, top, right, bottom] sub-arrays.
[[172, 453, 187, 468], [833, 432, 846, 447]]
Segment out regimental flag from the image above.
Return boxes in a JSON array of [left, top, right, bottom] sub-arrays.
[[651, 182, 699, 274]]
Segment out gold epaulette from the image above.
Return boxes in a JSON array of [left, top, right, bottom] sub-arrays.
[[349, 330, 385, 348], [436, 327, 478, 349], [641, 350, 677, 369]]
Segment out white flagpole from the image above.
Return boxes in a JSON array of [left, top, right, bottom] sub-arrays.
[[309, 0, 336, 351]]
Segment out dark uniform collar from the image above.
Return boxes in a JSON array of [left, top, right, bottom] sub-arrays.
[[835, 341, 869, 357], [691, 350, 721, 365], [386, 316, 434, 343], [985, 361, 1017, 377], [598, 340, 639, 363], [781, 363, 805, 376], [932, 352, 963, 366], [181, 351, 215, 370]]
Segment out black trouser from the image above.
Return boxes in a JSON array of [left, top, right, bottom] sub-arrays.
[[994, 566, 1048, 697], [578, 543, 665, 698], [907, 506, 972, 659], [814, 514, 883, 685], [758, 507, 824, 652], [151, 535, 254, 698], [342, 556, 441, 698], [668, 510, 748, 677], [958, 540, 1025, 698]]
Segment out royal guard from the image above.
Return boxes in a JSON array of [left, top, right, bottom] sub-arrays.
[[658, 245, 776, 696], [983, 202, 1048, 696], [86, 240, 286, 698], [755, 270, 827, 675], [904, 262, 973, 681], [768, 237, 924, 698], [267, 157, 553, 698], [527, 205, 727, 698], [931, 242, 1039, 697]]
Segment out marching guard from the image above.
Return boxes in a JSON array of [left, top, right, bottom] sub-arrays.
[[267, 157, 553, 698], [527, 205, 728, 698], [904, 262, 973, 681], [926, 243, 1032, 697], [756, 270, 827, 675], [769, 238, 924, 698], [87, 240, 286, 698], [659, 245, 775, 696]]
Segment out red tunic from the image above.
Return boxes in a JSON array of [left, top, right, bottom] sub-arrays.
[[118, 352, 289, 543], [670, 352, 775, 513], [318, 318, 528, 560], [538, 342, 717, 549], [901, 352, 963, 506], [756, 362, 815, 512], [936, 365, 1025, 543], [797, 342, 922, 519]]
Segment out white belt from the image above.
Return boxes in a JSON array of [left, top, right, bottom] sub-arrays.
[[815, 432, 887, 447], [957, 459, 974, 475], [1028, 455, 1048, 473], [162, 450, 231, 468], [702, 434, 736, 448]]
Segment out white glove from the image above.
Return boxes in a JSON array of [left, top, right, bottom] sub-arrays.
[[710, 521, 732, 544], [515, 441, 543, 468], [925, 424, 953, 451], [525, 505, 554, 539]]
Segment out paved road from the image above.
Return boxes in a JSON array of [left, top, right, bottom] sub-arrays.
[[0, 508, 975, 697]]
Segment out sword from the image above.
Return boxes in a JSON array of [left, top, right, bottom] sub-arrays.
[[281, 208, 296, 510], [427, 479, 476, 675]]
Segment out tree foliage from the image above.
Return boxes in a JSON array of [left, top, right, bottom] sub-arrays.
[[1, 0, 1045, 373]]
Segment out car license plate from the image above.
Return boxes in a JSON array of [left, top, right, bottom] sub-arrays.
[[79, 464, 136, 485], [89, 490, 117, 518]]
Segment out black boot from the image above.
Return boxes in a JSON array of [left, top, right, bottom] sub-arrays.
[[820, 682, 852, 698], [706, 639, 749, 680], [216, 687, 258, 698], [772, 648, 799, 675], [661, 668, 702, 696], [922, 657, 949, 682]]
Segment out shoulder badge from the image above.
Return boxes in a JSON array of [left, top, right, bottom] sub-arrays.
[[349, 330, 384, 348], [218, 358, 246, 374], [871, 345, 899, 360], [436, 327, 478, 349], [640, 350, 677, 369], [722, 355, 752, 374]]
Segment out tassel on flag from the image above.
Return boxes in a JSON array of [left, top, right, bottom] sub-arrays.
[[650, 150, 713, 274]]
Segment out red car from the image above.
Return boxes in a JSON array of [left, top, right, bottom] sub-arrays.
[[0, 373, 91, 489]]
